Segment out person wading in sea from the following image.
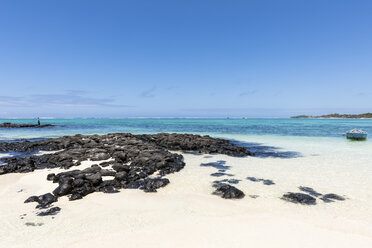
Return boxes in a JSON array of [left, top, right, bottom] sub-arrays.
[[37, 117, 40, 126]]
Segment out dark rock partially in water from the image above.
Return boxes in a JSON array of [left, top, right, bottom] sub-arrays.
[[281, 192, 316, 205], [137, 133, 252, 156], [0, 122, 54, 128], [213, 183, 245, 199], [0, 133, 250, 174]]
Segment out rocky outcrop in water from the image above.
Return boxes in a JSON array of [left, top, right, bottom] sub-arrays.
[[0, 133, 251, 212], [137, 133, 252, 156], [0, 122, 53, 128]]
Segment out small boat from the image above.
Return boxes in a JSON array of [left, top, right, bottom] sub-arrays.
[[344, 129, 368, 140]]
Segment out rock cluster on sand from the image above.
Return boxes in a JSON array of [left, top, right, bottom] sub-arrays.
[[281, 186, 346, 205], [281, 192, 316, 205], [0, 133, 252, 211], [0, 122, 53, 128], [212, 182, 245, 199]]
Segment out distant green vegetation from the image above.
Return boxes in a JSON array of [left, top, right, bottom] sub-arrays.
[[291, 113, 372, 119]]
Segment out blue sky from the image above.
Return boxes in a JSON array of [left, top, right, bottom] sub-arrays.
[[0, 0, 371, 118]]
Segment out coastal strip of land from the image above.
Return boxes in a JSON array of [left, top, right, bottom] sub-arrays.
[[291, 113, 372, 119], [0, 122, 54, 128]]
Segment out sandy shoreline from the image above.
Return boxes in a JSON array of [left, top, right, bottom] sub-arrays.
[[1, 150, 372, 248]]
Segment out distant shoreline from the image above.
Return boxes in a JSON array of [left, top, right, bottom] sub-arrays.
[[291, 113, 372, 119]]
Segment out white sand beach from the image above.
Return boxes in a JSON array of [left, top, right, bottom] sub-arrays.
[[1, 135, 372, 248]]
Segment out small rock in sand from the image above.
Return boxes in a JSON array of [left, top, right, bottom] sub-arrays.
[[281, 192, 316, 205], [213, 183, 245, 199]]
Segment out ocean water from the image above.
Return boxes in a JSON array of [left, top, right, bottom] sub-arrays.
[[0, 118, 372, 141]]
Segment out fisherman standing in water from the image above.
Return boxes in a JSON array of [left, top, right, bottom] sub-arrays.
[[37, 117, 40, 126]]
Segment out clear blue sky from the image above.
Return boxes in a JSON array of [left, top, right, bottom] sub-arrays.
[[0, 0, 371, 118]]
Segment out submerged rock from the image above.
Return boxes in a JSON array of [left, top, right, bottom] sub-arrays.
[[281, 192, 316, 205]]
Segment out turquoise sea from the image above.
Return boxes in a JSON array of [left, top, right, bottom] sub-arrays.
[[0, 118, 372, 141]]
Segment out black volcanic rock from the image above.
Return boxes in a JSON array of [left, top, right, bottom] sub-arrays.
[[213, 183, 245, 199], [281, 192, 316, 205], [137, 133, 252, 156], [0, 122, 54, 128], [143, 178, 170, 192], [53, 177, 73, 197], [114, 171, 128, 181], [47, 173, 56, 181], [112, 163, 130, 172], [24, 193, 57, 208], [322, 193, 345, 201], [0, 133, 252, 212], [37, 207, 61, 216]]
